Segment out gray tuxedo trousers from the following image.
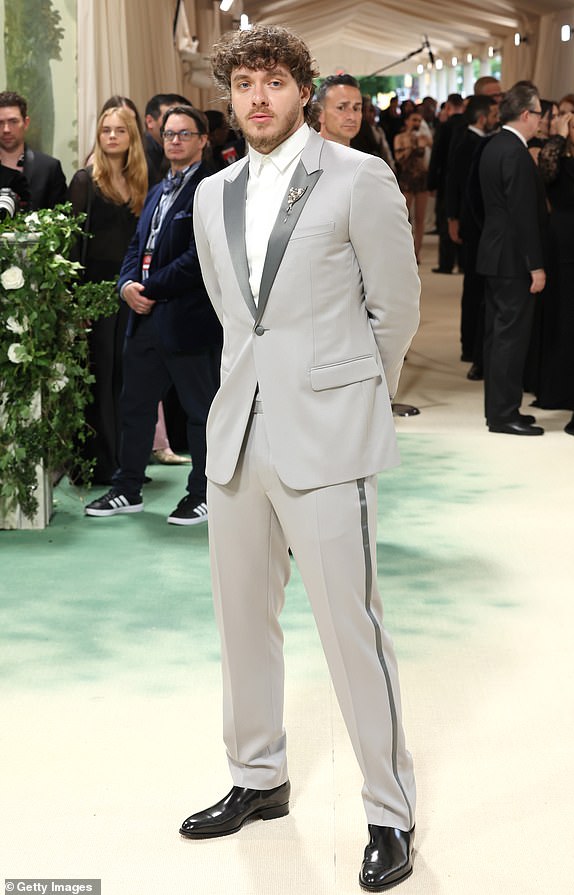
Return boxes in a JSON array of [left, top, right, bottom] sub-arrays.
[[208, 405, 415, 829]]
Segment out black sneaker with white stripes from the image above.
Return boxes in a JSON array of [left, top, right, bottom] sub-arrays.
[[85, 489, 143, 516], [167, 495, 208, 526]]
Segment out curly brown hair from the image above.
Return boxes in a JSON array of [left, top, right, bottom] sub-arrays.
[[211, 25, 319, 124]]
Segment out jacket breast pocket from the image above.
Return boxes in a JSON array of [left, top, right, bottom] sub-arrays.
[[291, 221, 335, 240], [309, 354, 381, 391]]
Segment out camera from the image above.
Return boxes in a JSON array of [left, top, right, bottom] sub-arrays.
[[0, 187, 21, 221]]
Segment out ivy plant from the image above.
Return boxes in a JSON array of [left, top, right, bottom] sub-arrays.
[[0, 204, 118, 519]]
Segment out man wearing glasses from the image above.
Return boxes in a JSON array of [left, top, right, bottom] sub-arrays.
[[85, 106, 222, 523], [477, 82, 548, 435]]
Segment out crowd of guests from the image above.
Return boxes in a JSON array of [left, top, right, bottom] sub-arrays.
[[334, 77, 574, 437], [1, 71, 572, 527]]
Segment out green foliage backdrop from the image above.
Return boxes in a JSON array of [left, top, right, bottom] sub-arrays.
[[4, 0, 64, 152]]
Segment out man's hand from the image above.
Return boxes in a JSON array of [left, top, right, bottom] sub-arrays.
[[448, 219, 462, 244], [530, 269, 546, 294], [122, 281, 156, 315]]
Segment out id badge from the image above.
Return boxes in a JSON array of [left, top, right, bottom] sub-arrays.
[[142, 252, 153, 273]]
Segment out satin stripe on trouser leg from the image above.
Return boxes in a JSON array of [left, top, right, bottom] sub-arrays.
[[207, 410, 415, 830]]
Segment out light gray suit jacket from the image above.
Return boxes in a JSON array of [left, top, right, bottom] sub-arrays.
[[193, 129, 420, 490]]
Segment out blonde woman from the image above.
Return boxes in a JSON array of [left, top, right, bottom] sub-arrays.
[[69, 104, 148, 484]]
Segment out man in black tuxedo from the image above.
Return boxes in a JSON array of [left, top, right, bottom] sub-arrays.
[[447, 95, 499, 377], [0, 90, 67, 209], [85, 106, 222, 523], [477, 82, 548, 435], [427, 93, 465, 274]]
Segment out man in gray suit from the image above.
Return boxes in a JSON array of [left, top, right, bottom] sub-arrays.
[[180, 26, 420, 891]]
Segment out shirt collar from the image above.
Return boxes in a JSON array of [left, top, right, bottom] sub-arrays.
[[248, 123, 309, 177], [468, 124, 486, 137], [502, 124, 528, 148]]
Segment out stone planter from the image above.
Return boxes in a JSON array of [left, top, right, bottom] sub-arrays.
[[0, 470, 53, 530], [0, 389, 54, 530]]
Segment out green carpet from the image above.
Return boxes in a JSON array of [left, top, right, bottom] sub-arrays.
[[0, 434, 503, 692]]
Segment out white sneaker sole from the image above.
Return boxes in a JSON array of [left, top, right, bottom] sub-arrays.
[[167, 513, 208, 526], [85, 503, 143, 516]]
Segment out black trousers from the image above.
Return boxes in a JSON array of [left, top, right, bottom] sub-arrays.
[[459, 240, 485, 362], [436, 190, 459, 273], [483, 275, 535, 424], [83, 304, 129, 483], [113, 315, 220, 499]]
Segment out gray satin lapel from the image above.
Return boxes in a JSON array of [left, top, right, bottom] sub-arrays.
[[223, 164, 257, 320], [256, 162, 323, 322]]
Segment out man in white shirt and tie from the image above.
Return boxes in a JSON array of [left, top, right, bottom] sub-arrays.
[[180, 25, 420, 892]]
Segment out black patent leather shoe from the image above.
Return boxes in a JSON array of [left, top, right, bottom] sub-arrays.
[[179, 781, 290, 839], [488, 420, 544, 436], [359, 825, 414, 891]]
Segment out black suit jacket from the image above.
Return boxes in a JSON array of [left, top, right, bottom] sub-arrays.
[[477, 128, 548, 277], [118, 162, 222, 354], [23, 146, 67, 210], [0, 163, 31, 209], [144, 133, 168, 187], [446, 128, 484, 227], [427, 113, 464, 195]]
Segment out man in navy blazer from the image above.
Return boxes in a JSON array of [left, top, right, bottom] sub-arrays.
[[85, 105, 222, 523], [477, 82, 548, 435]]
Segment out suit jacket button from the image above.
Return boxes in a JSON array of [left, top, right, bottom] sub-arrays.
[[254, 325, 265, 336]]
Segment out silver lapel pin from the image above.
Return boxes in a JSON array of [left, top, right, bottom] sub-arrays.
[[284, 186, 307, 222]]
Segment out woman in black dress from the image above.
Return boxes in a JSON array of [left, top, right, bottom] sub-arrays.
[[537, 109, 574, 435], [69, 105, 148, 481], [394, 110, 432, 263]]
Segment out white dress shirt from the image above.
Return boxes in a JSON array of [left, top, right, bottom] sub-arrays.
[[245, 123, 309, 303]]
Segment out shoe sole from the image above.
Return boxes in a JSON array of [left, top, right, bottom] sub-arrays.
[[488, 427, 543, 436], [85, 504, 143, 516], [359, 866, 413, 892], [179, 802, 289, 839], [167, 514, 208, 526]]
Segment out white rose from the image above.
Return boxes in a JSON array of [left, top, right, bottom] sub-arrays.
[[1, 266, 25, 290], [50, 375, 69, 392], [50, 362, 69, 392], [6, 315, 29, 334], [24, 211, 41, 227], [7, 342, 32, 364]]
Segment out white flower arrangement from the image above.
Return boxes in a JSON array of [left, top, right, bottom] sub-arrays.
[[0, 204, 119, 518]]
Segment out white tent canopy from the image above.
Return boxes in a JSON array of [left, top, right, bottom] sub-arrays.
[[77, 0, 574, 162], [242, 0, 574, 83]]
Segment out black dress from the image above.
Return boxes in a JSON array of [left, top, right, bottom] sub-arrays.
[[68, 168, 139, 482], [536, 137, 574, 411]]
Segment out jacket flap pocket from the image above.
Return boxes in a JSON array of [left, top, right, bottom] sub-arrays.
[[310, 354, 380, 391], [291, 221, 335, 240]]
